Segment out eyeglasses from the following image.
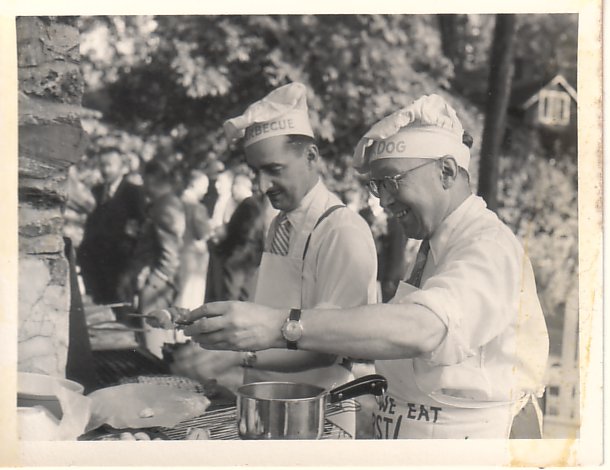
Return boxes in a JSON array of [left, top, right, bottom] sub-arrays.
[[367, 159, 439, 198]]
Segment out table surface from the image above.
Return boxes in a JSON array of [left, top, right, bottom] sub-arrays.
[[83, 349, 354, 440], [80, 371, 353, 440]]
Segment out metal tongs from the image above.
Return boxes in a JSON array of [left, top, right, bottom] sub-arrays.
[[126, 308, 194, 329]]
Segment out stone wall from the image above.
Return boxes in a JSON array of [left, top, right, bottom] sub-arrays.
[[17, 17, 88, 377]]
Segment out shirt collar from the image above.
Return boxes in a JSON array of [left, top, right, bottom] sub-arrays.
[[107, 176, 123, 198], [428, 194, 482, 262], [285, 178, 323, 229]]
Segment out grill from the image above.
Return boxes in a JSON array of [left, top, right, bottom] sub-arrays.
[[91, 349, 170, 390], [159, 401, 358, 440], [87, 373, 358, 440]]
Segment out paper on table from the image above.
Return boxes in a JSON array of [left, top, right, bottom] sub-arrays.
[[53, 381, 92, 440], [86, 383, 211, 431], [18, 383, 92, 440], [18, 407, 61, 440]]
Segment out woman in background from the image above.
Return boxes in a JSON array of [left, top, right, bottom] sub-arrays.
[[205, 184, 266, 303], [175, 170, 212, 310]]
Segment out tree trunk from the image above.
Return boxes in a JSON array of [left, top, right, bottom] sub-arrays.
[[438, 15, 458, 61], [477, 14, 517, 212]]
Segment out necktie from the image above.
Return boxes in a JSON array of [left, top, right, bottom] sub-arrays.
[[101, 183, 111, 204], [270, 212, 292, 256], [407, 239, 430, 288]]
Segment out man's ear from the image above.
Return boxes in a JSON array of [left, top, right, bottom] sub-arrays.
[[440, 156, 458, 189], [305, 144, 319, 163]]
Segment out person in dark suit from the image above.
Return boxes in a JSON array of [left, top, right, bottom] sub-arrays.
[[120, 159, 186, 315], [77, 148, 146, 305], [118, 158, 186, 357]]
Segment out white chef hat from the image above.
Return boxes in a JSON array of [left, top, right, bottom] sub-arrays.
[[223, 82, 315, 147], [353, 94, 470, 174]]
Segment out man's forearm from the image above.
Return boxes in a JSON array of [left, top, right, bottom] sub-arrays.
[[183, 301, 447, 361], [253, 349, 337, 373], [294, 303, 447, 360]]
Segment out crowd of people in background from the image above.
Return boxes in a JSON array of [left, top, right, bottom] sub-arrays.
[[68, 145, 410, 361]]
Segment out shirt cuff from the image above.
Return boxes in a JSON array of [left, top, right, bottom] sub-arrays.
[[408, 289, 472, 366]]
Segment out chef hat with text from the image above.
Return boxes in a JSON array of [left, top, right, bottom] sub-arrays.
[[224, 82, 315, 147], [352, 94, 470, 174]]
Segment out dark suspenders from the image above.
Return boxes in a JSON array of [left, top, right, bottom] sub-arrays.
[[300, 204, 353, 371], [301, 204, 345, 261]]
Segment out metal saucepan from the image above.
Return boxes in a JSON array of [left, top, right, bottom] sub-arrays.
[[236, 374, 387, 440]]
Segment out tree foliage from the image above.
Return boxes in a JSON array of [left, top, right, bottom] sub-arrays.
[[445, 14, 578, 105], [496, 127, 578, 328], [76, 14, 578, 323], [79, 14, 481, 192]]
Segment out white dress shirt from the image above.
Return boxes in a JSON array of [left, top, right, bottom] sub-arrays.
[[378, 195, 549, 406], [274, 179, 378, 310]]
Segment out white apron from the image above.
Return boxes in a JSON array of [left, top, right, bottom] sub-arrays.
[[243, 204, 355, 437], [373, 282, 543, 439]]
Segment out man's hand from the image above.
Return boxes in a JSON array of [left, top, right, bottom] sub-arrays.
[[182, 301, 285, 352]]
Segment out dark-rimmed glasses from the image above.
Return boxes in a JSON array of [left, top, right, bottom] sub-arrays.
[[367, 159, 439, 198]]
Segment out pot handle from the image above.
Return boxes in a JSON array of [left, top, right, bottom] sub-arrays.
[[328, 374, 387, 404]]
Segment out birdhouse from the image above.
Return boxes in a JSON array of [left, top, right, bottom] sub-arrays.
[[520, 74, 577, 130]]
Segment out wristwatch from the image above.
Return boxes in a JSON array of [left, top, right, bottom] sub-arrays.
[[281, 308, 303, 350]]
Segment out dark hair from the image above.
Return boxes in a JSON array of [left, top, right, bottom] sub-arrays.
[[285, 134, 316, 147], [460, 131, 473, 182], [143, 159, 174, 183], [462, 131, 474, 149], [217, 195, 265, 259]]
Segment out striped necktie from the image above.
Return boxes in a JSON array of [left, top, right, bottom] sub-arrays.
[[270, 212, 292, 256], [407, 239, 430, 288]]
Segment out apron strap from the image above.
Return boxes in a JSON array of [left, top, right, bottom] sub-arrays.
[[531, 393, 544, 438], [302, 205, 345, 260]]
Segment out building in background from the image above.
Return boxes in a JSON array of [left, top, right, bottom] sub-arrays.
[[520, 74, 577, 129]]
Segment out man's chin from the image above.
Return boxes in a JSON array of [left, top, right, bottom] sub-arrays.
[[268, 198, 283, 210], [398, 218, 421, 239], [268, 194, 291, 211]]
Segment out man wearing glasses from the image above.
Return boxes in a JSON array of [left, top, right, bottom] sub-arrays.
[[183, 94, 549, 439]]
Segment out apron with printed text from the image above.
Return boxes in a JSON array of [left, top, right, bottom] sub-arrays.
[[243, 201, 355, 436], [373, 281, 543, 439]]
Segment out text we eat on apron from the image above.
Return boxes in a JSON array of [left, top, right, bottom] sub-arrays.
[[373, 281, 541, 439], [373, 394, 442, 439]]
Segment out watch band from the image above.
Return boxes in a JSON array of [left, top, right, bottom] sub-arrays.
[[287, 308, 302, 350], [289, 308, 301, 321]]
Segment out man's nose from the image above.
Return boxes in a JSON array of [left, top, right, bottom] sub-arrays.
[[379, 187, 394, 209], [258, 173, 273, 193]]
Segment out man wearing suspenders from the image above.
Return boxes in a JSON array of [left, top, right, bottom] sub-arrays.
[[184, 94, 549, 439], [207, 82, 376, 435]]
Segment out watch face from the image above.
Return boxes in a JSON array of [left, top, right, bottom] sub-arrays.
[[282, 320, 303, 342]]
